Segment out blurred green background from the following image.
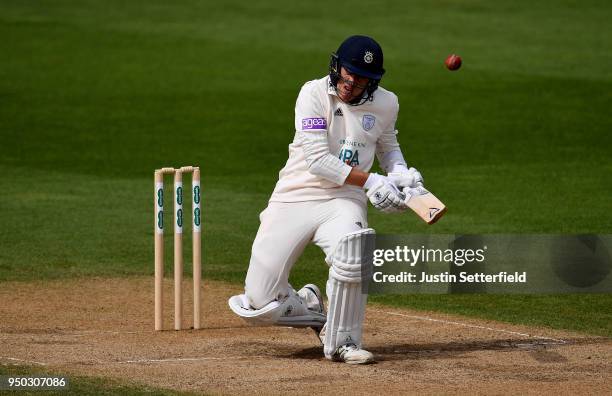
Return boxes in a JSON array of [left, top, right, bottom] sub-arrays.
[[1, 0, 611, 335]]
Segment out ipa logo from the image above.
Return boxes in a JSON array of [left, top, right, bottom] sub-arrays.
[[338, 148, 360, 166]]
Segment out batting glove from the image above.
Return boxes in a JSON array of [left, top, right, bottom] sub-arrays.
[[388, 167, 424, 189], [364, 174, 408, 214]]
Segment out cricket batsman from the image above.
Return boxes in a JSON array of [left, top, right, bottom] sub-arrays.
[[229, 35, 423, 364]]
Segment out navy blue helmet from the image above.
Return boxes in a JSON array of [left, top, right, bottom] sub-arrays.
[[329, 35, 385, 105]]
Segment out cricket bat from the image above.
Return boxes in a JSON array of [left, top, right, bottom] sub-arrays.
[[403, 184, 447, 225]]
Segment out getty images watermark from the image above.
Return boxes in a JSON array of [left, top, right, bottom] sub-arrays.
[[372, 244, 526, 284], [366, 235, 612, 294]]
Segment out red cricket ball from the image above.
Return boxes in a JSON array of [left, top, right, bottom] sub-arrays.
[[445, 54, 462, 71]]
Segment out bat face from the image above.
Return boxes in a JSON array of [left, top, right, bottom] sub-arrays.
[[403, 186, 447, 224]]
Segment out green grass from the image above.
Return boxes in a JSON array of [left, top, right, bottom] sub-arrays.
[[370, 294, 612, 337], [0, 365, 195, 395], [0, 0, 611, 337]]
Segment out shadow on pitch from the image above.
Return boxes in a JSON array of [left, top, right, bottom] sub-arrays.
[[285, 338, 604, 362]]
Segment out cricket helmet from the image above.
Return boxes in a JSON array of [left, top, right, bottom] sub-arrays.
[[329, 35, 385, 105]]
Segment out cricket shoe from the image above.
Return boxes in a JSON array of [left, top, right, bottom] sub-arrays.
[[297, 284, 325, 314], [332, 343, 375, 365], [297, 284, 326, 339]]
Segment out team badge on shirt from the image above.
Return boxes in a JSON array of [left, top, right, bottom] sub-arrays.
[[362, 115, 375, 131]]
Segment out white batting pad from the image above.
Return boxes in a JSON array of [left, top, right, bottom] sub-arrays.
[[228, 289, 326, 328], [324, 228, 375, 358]]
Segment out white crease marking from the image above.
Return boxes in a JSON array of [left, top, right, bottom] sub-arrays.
[[375, 310, 567, 344], [118, 356, 271, 364], [0, 356, 48, 366]]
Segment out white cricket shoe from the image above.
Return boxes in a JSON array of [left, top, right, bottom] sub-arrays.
[[297, 284, 325, 314], [297, 284, 326, 341], [333, 343, 375, 365]]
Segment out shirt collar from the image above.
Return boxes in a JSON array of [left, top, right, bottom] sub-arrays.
[[326, 75, 337, 96]]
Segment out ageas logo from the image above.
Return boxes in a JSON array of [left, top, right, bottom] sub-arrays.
[[301, 117, 327, 130]]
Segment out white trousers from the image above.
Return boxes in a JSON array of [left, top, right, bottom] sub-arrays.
[[245, 198, 368, 309]]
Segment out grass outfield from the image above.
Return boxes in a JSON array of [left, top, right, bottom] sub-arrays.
[[1, 0, 611, 338]]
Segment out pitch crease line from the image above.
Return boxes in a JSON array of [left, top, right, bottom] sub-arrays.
[[118, 356, 271, 364], [0, 356, 48, 366], [376, 310, 567, 344]]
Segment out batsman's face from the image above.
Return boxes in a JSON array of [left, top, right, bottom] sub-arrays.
[[336, 67, 369, 103]]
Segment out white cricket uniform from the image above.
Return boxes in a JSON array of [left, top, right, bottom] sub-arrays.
[[245, 75, 402, 308]]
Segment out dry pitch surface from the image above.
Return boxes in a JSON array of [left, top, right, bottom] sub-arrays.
[[1, 278, 610, 395]]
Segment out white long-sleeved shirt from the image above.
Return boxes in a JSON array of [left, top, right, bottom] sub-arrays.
[[270, 75, 402, 203]]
